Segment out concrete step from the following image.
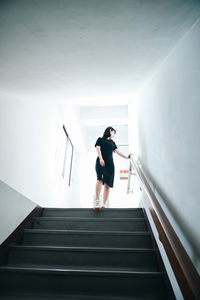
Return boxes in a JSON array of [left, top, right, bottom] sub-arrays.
[[0, 295, 168, 300], [22, 229, 153, 248], [42, 208, 145, 218], [32, 217, 147, 231], [8, 245, 159, 271], [0, 266, 169, 299]]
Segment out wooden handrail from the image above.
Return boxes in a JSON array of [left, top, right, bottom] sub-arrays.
[[129, 155, 200, 300]]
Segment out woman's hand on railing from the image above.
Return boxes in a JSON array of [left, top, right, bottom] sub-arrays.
[[128, 153, 133, 159]]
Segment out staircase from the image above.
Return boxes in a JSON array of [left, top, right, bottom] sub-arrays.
[[0, 208, 176, 299]]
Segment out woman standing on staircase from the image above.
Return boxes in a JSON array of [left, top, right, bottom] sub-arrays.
[[94, 126, 132, 210]]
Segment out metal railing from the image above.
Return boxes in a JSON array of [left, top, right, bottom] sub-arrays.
[[127, 155, 200, 300], [127, 155, 140, 195]]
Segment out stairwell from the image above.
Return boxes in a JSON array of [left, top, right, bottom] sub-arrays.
[[0, 208, 176, 299]]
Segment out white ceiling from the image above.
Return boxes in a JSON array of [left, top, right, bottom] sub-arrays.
[[0, 0, 200, 103], [1, 1, 200, 150]]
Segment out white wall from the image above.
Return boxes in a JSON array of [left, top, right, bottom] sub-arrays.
[[0, 96, 86, 244], [134, 18, 200, 272], [0, 96, 84, 209], [0, 180, 37, 245], [128, 98, 139, 158]]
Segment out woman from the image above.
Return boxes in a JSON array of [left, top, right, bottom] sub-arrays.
[[94, 126, 132, 210]]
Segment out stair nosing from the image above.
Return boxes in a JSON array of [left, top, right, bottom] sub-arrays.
[[24, 229, 151, 235], [33, 217, 145, 221], [0, 265, 163, 277], [10, 245, 156, 253], [42, 208, 143, 211]]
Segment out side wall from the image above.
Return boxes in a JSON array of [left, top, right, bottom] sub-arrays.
[[136, 18, 200, 271], [0, 180, 37, 245], [0, 97, 84, 245], [0, 94, 84, 244]]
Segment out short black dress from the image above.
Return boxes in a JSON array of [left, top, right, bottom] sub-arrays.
[[95, 137, 118, 188]]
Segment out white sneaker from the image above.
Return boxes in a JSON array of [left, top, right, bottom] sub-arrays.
[[93, 198, 101, 210], [101, 202, 107, 209]]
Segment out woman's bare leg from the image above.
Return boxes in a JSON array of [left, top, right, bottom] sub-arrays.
[[103, 183, 110, 205], [95, 180, 102, 200]]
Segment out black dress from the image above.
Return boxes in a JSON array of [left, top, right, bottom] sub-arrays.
[[95, 137, 118, 188]]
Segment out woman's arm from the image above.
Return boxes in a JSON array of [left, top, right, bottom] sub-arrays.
[[96, 146, 105, 167], [114, 149, 132, 159]]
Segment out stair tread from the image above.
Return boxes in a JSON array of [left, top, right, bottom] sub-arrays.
[[34, 217, 145, 221], [24, 229, 150, 235], [10, 245, 156, 252], [6, 264, 158, 272], [43, 208, 143, 211], [0, 293, 160, 300], [0, 265, 163, 276]]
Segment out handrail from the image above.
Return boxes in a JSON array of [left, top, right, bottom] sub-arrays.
[[128, 155, 200, 300]]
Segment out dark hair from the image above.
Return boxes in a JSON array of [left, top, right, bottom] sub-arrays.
[[102, 127, 116, 139]]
